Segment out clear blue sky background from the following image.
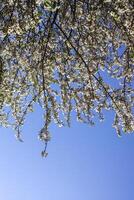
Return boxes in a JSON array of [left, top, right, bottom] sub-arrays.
[[0, 105, 134, 200]]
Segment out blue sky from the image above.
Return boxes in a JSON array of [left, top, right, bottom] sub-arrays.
[[0, 105, 134, 200]]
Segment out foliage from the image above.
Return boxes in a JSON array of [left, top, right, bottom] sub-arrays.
[[0, 0, 134, 155]]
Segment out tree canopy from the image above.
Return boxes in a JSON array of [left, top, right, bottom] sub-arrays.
[[0, 0, 134, 156]]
